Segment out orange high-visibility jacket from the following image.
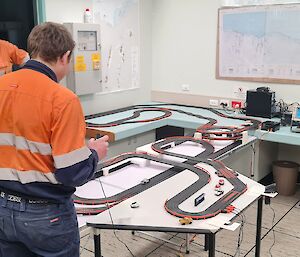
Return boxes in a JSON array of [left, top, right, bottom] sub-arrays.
[[0, 60, 98, 202], [0, 40, 28, 75]]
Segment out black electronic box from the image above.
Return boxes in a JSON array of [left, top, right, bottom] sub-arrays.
[[246, 87, 276, 118], [261, 121, 281, 132]]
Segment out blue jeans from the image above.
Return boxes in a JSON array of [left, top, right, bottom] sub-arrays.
[[0, 195, 79, 257]]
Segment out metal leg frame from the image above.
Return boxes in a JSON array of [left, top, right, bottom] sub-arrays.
[[204, 233, 216, 257], [133, 231, 187, 248], [185, 233, 190, 254], [208, 233, 215, 257], [93, 197, 260, 257], [250, 143, 255, 177], [204, 234, 209, 251], [93, 228, 102, 257], [93, 229, 217, 257], [255, 197, 263, 257], [131, 231, 193, 254]]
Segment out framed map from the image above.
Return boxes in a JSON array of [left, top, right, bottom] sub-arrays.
[[217, 4, 300, 84]]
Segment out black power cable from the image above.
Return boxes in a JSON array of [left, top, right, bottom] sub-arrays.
[[268, 204, 276, 257], [97, 177, 136, 257], [232, 210, 246, 257], [244, 200, 299, 256]]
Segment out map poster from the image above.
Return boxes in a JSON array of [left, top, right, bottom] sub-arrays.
[[217, 4, 300, 84]]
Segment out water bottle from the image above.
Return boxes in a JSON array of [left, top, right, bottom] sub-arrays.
[[84, 8, 93, 23]]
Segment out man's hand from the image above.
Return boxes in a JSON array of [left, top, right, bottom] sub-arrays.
[[88, 135, 109, 160]]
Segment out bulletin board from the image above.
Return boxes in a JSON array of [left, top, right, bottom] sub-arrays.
[[217, 4, 300, 84], [93, 0, 140, 93]]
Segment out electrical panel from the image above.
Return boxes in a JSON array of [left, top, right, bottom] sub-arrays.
[[64, 23, 101, 95]]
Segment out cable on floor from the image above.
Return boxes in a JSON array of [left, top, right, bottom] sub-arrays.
[[244, 199, 299, 256], [97, 177, 136, 257], [268, 204, 276, 257], [232, 211, 245, 257]]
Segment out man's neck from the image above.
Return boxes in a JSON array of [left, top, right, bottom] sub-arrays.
[[23, 59, 58, 82], [33, 58, 60, 81]]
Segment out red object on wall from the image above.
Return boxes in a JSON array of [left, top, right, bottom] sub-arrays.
[[231, 101, 242, 108]]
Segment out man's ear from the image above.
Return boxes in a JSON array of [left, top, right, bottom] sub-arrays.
[[61, 50, 71, 65]]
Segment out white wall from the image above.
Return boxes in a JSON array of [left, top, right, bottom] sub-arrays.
[[45, 0, 93, 24], [44, 0, 300, 113], [44, 0, 153, 115], [151, 0, 300, 104]]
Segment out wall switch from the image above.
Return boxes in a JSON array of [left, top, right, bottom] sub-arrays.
[[209, 99, 219, 106], [181, 84, 190, 92]]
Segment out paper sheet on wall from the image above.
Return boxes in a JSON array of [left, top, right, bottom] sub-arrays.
[[93, 0, 140, 93]]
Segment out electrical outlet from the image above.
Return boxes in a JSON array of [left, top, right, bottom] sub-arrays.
[[181, 84, 190, 92], [231, 101, 242, 109], [220, 99, 230, 108], [209, 99, 219, 106]]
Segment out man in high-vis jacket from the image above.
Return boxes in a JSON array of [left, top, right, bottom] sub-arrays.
[[0, 39, 29, 76], [0, 22, 109, 257]]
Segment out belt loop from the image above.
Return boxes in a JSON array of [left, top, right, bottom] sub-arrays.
[[19, 199, 26, 211], [1, 195, 8, 207]]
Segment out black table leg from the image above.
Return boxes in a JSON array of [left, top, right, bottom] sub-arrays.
[[204, 234, 209, 251], [94, 230, 102, 257], [208, 233, 215, 257], [255, 197, 263, 257]]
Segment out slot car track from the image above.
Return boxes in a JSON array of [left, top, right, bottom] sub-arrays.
[[85, 103, 261, 139], [75, 152, 210, 215], [75, 104, 260, 219], [86, 108, 172, 128]]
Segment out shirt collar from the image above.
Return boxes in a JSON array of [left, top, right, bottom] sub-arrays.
[[22, 60, 58, 82]]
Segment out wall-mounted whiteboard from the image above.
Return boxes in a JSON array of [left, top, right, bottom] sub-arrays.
[[93, 0, 140, 93], [217, 4, 300, 84]]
